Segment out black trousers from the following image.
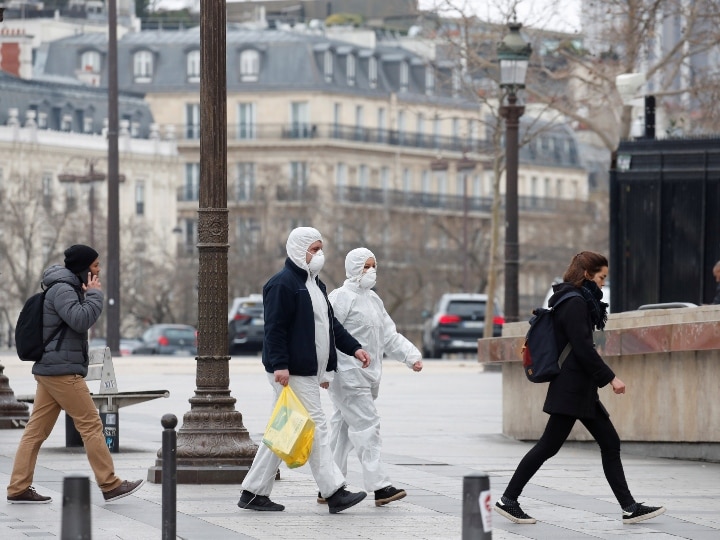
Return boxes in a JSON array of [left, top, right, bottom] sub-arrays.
[[503, 403, 635, 508]]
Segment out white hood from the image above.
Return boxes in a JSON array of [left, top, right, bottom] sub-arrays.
[[286, 226, 322, 273]]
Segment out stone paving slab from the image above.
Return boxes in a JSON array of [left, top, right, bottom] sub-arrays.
[[0, 353, 718, 539]]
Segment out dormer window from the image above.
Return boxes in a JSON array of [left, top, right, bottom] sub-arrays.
[[187, 50, 200, 83], [425, 65, 435, 96], [324, 50, 333, 83], [240, 49, 260, 82], [400, 61, 409, 92], [368, 56, 378, 89], [347, 54, 356, 86], [133, 50, 153, 83], [80, 50, 101, 73]]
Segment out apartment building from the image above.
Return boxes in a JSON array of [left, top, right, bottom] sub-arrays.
[[34, 26, 596, 333]]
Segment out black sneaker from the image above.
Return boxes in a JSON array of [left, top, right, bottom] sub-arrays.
[[374, 485, 406, 507], [326, 487, 366, 514], [7, 486, 52, 504], [317, 491, 327, 504], [494, 499, 537, 524], [623, 502, 665, 524], [103, 479, 145, 503], [237, 490, 285, 511]]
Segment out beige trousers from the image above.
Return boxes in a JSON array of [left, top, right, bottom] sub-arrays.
[[7, 374, 122, 497]]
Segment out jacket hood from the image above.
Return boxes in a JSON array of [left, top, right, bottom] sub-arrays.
[[344, 247, 375, 280], [549, 281, 579, 307], [285, 226, 322, 273], [42, 264, 82, 288]]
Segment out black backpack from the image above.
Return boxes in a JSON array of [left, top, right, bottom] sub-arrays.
[[15, 282, 69, 362], [521, 291, 582, 383]]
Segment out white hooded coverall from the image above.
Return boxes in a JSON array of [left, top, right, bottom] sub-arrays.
[[328, 247, 421, 492], [241, 227, 346, 499]]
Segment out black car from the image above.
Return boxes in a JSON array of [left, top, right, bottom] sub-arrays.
[[228, 294, 264, 355], [133, 324, 197, 356], [422, 293, 504, 359]]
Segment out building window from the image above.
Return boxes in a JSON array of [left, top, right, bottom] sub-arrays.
[[240, 49, 260, 82], [184, 163, 200, 201], [347, 54, 356, 86], [135, 181, 145, 215], [333, 103, 342, 137], [236, 218, 260, 255], [336, 163, 347, 200], [416, 113, 424, 147], [237, 102, 256, 139], [369, 56, 378, 89], [380, 167, 390, 194], [187, 50, 200, 82], [355, 105, 364, 141], [186, 103, 200, 139], [377, 107, 386, 142], [290, 101, 310, 138], [400, 61, 409, 92], [290, 162, 308, 197], [133, 50, 153, 82], [452, 68, 461, 97], [358, 165, 368, 190], [425, 65, 435, 96], [65, 184, 77, 212], [80, 50, 101, 73], [403, 168, 412, 193], [432, 116, 441, 148], [397, 110, 406, 144], [183, 218, 197, 254], [235, 162, 255, 201], [452, 118, 460, 147], [42, 172, 53, 209], [323, 50, 333, 83]]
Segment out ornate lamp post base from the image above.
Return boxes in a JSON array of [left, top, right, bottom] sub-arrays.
[[147, 357, 258, 483], [0, 364, 30, 429]]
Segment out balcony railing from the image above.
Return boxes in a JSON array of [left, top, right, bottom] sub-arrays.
[[177, 122, 490, 154]]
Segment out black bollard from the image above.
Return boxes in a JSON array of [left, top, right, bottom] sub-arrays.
[[61, 475, 91, 539], [462, 472, 492, 539], [161, 414, 178, 540]]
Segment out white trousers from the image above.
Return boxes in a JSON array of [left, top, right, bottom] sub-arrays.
[[242, 373, 346, 498], [328, 368, 391, 492]]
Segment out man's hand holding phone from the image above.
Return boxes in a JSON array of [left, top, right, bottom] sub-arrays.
[[83, 272, 102, 292]]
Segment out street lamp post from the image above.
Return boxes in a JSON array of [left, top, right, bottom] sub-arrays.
[[457, 156, 477, 292], [497, 17, 532, 323]]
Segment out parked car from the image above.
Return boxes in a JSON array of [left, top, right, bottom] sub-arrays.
[[133, 324, 198, 356], [422, 293, 504, 358], [88, 337, 143, 357], [228, 294, 264, 355]]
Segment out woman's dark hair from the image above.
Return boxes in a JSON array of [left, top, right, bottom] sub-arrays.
[[563, 251, 609, 287]]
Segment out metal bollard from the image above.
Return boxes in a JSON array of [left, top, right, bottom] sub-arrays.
[[61, 475, 91, 540], [462, 472, 492, 539], [161, 413, 178, 540]]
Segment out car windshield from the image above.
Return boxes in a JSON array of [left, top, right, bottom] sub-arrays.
[[447, 301, 486, 318]]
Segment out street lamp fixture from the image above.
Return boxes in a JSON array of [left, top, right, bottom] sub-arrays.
[[498, 15, 532, 323]]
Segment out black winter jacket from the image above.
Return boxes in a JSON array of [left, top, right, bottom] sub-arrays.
[[542, 282, 615, 419], [33, 265, 104, 377], [261, 258, 362, 376]]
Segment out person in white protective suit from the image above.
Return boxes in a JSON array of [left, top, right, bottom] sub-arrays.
[[323, 247, 423, 507], [238, 227, 372, 514]]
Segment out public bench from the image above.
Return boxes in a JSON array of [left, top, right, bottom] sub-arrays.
[[17, 347, 169, 453]]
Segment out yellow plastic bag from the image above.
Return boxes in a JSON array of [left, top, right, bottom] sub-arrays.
[[262, 385, 315, 468]]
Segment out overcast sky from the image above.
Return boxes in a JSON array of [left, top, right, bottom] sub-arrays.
[[155, 0, 582, 34]]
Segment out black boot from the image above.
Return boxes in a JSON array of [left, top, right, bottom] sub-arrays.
[[326, 486, 366, 514]]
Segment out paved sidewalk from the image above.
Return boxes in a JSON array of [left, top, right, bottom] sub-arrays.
[[0, 353, 718, 539]]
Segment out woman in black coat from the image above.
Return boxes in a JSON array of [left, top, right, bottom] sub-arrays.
[[494, 252, 665, 525]]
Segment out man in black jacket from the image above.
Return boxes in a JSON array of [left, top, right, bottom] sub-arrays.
[[7, 245, 144, 504], [238, 227, 371, 514]]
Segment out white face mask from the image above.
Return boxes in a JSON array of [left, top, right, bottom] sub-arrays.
[[307, 249, 325, 274], [359, 268, 376, 289]]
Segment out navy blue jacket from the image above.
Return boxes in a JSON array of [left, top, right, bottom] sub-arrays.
[[543, 282, 615, 419], [262, 258, 362, 376]]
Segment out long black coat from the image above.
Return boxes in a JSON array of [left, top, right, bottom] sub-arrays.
[[542, 282, 615, 419]]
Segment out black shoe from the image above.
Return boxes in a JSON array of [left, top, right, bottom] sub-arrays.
[[7, 486, 52, 504], [623, 502, 665, 524], [317, 491, 327, 504], [326, 486, 366, 514], [374, 485, 406, 507], [103, 480, 145, 503], [237, 490, 285, 512], [494, 499, 537, 524]]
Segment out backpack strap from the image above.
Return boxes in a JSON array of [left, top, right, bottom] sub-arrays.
[[551, 290, 583, 371]]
